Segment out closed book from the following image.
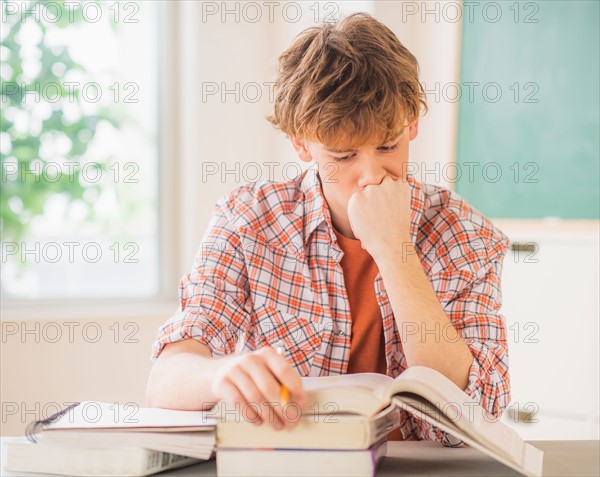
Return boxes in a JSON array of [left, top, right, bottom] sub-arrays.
[[217, 406, 400, 450], [5, 437, 201, 477], [216, 439, 387, 477], [40, 429, 215, 460]]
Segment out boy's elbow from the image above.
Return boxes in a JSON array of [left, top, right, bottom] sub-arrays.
[[145, 361, 165, 408], [145, 350, 177, 409]]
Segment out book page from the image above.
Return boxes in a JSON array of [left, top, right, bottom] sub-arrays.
[[388, 366, 465, 403], [392, 397, 544, 477], [388, 367, 544, 477], [44, 402, 216, 430], [299, 373, 394, 416], [302, 372, 392, 397], [389, 367, 530, 459]]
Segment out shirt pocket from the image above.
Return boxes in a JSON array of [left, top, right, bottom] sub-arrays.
[[254, 304, 323, 377]]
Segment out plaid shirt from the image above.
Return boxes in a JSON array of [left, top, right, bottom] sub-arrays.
[[152, 167, 511, 445]]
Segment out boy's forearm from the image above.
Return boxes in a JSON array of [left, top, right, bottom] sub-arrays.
[[374, 240, 473, 390], [146, 352, 227, 410]]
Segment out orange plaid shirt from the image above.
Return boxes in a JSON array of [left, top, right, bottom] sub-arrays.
[[152, 168, 511, 446]]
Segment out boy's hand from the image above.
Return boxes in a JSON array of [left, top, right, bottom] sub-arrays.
[[347, 174, 413, 261], [210, 347, 308, 430]]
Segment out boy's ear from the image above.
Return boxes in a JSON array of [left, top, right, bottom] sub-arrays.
[[290, 136, 313, 163], [408, 118, 419, 141]]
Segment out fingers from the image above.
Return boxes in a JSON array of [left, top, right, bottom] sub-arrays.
[[223, 366, 285, 430], [238, 352, 290, 430], [212, 347, 307, 430], [218, 375, 263, 426], [258, 347, 308, 407]]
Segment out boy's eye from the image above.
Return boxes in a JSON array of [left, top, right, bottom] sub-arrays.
[[330, 142, 399, 161], [378, 143, 399, 152], [333, 153, 355, 161]]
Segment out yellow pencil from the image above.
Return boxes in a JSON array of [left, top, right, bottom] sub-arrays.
[[275, 341, 289, 404]]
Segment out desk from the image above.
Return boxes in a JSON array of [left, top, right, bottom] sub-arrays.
[[2, 439, 598, 476]]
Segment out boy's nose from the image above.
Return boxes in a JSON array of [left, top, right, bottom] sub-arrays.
[[357, 158, 387, 189]]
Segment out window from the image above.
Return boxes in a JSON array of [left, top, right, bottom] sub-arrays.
[[1, 1, 160, 300]]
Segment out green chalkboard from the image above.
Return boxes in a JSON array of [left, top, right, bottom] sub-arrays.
[[456, 0, 599, 219]]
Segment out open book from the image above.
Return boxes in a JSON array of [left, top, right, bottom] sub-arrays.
[[32, 401, 216, 460], [300, 366, 544, 477]]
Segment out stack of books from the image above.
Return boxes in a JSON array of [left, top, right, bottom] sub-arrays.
[[213, 366, 545, 477], [6, 367, 545, 477], [215, 403, 398, 476], [5, 401, 216, 476]]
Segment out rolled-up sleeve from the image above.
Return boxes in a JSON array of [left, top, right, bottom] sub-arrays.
[[443, 255, 511, 418], [151, 202, 253, 360], [411, 243, 510, 447]]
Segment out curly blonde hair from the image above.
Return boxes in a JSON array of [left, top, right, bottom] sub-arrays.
[[266, 12, 427, 149]]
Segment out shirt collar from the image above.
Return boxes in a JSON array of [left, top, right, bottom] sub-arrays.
[[301, 167, 338, 246], [300, 167, 427, 248]]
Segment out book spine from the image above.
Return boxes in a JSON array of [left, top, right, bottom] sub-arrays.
[[143, 451, 200, 476], [372, 440, 388, 477]]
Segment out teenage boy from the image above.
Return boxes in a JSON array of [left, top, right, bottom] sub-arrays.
[[147, 13, 510, 445]]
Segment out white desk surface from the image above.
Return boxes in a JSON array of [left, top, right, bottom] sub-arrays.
[[1, 438, 598, 477]]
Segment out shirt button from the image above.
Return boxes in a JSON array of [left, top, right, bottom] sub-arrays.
[[337, 330, 346, 337]]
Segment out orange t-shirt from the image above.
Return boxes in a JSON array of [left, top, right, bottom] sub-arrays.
[[333, 228, 387, 375], [333, 227, 402, 441]]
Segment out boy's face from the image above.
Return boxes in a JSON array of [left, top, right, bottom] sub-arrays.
[[291, 120, 418, 235]]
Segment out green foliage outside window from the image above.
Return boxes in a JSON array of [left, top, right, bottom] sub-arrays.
[[1, 0, 124, 243]]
